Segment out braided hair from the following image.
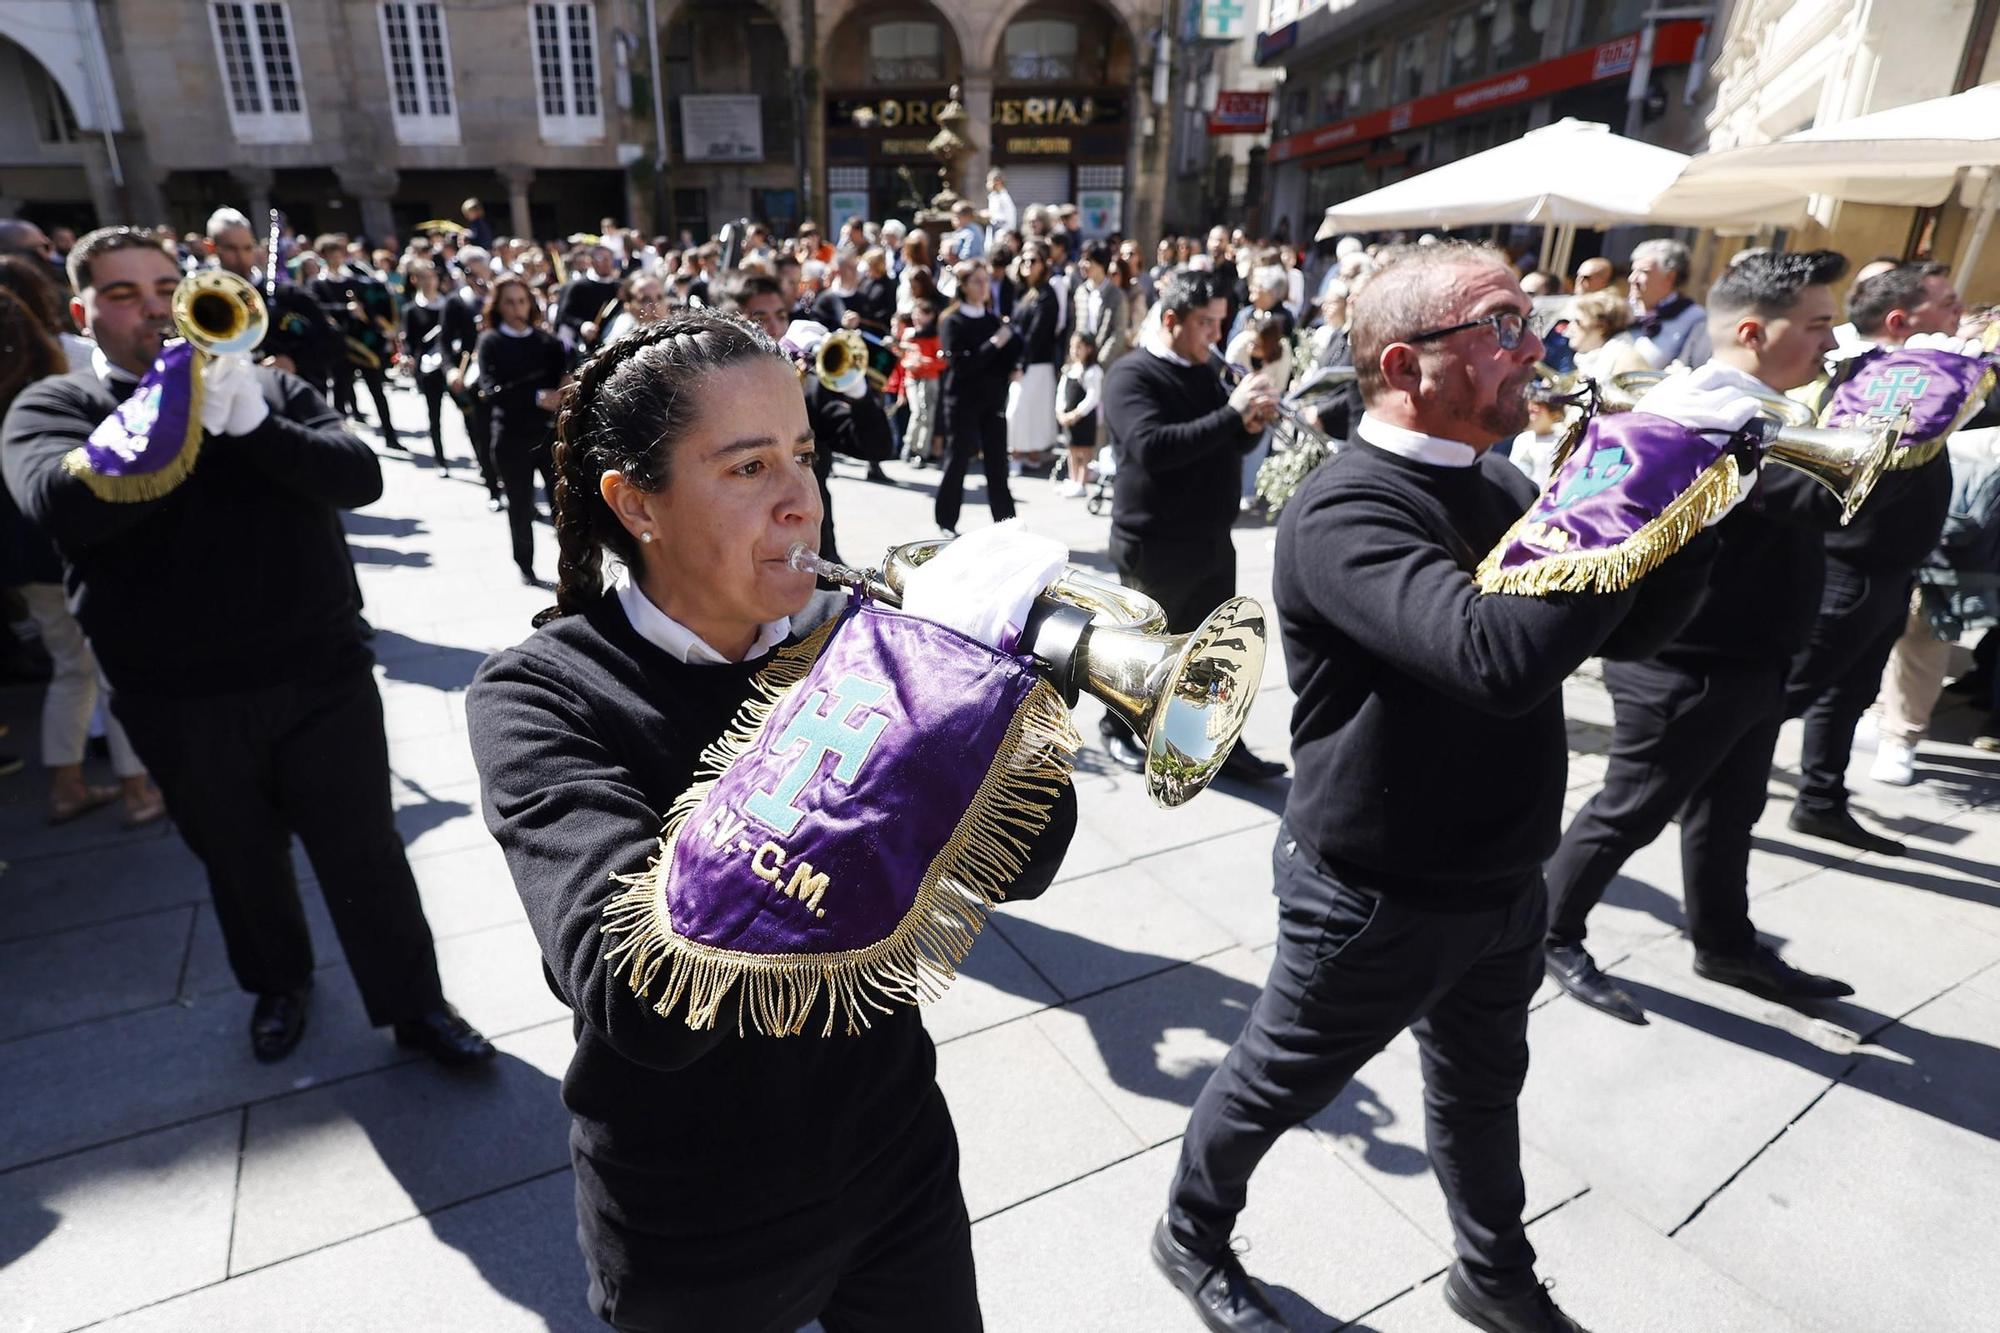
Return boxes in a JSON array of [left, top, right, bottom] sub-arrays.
[[537, 308, 788, 628]]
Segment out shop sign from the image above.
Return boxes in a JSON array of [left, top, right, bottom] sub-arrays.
[[993, 95, 1124, 128], [1078, 189, 1122, 239], [826, 95, 953, 131], [1209, 90, 1271, 135], [1003, 135, 1074, 155], [1269, 20, 1704, 165], [681, 94, 763, 164]]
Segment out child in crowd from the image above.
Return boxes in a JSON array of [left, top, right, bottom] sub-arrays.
[[1054, 331, 1104, 499], [899, 297, 945, 468]]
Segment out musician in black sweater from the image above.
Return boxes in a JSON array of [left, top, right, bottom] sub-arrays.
[[1781, 262, 1995, 854], [1545, 251, 1859, 1028], [1155, 244, 1716, 1333], [935, 262, 1021, 534], [400, 257, 474, 474], [475, 276, 568, 584], [552, 246, 621, 356], [466, 312, 1075, 1332], [1100, 267, 1286, 782], [1, 227, 490, 1067]]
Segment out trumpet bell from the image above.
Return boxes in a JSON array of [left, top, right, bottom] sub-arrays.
[[1759, 420, 1897, 525], [815, 329, 868, 396], [172, 269, 268, 358], [1083, 597, 1269, 807]]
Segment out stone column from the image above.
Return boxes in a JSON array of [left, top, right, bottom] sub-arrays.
[[499, 165, 536, 241], [231, 166, 275, 228], [337, 164, 399, 246], [80, 141, 123, 229], [959, 68, 996, 204]]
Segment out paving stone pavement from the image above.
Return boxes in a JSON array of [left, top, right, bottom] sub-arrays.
[[3, 381, 1998, 1333]]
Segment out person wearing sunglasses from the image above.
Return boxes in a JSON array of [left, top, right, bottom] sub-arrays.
[[1153, 242, 1720, 1333]]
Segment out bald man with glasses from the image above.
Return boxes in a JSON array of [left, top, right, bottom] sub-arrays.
[[1152, 244, 1718, 1333]]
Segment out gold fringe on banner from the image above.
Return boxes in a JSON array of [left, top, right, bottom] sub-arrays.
[[1475, 454, 1740, 597], [61, 371, 208, 503], [600, 618, 1081, 1038]]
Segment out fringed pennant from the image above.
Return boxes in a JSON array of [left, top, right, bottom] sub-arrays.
[[1476, 411, 1741, 597], [603, 599, 1080, 1038], [1825, 345, 1998, 470], [61, 340, 205, 503]]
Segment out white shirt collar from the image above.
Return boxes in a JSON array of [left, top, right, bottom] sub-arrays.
[[1689, 360, 1774, 395], [616, 580, 789, 666], [1356, 413, 1480, 468], [92, 346, 141, 386], [1144, 326, 1193, 367], [498, 323, 533, 338]]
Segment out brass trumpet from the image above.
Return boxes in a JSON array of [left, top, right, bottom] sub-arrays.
[[171, 269, 269, 358], [789, 540, 1269, 809], [1597, 369, 1898, 525], [814, 329, 869, 395]]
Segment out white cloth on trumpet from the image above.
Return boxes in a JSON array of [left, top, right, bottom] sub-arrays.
[[899, 521, 1067, 654], [1629, 360, 1762, 525], [1006, 362, 1059, 457]]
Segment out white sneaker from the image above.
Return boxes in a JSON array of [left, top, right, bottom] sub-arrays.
[[1869, 740, 1916, 786], [1852, 713, 1879, 752], [1058, 480, 1086, 498]]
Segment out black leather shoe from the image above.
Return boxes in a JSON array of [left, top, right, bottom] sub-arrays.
[[865, 464, 894, 484], [393, 1003, 496, 1066], [1220, 744, 1287, 783], [1102, 726, 1149, 774], [251, 985, 311, 1064], [1443, 1264, 1589, 1333], [1787, 806, 1904, 856], [1544, 944, 1648, 1025], [1693, 943, 1854, 1002], [1150, 1216, 1291, 1332]]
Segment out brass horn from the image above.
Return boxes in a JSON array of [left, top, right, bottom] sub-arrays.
[[171, 268, 269, 358], [1596, 369, 1897, 525], [815, 329, 868, 395], [790, 539, 1269, 808]]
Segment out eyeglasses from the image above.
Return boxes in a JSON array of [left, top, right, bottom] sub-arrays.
[[1406, 310, 1527, 350]]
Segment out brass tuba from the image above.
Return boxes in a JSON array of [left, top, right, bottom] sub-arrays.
[[790, 539, 1269, 808], [171, 269, 269, 358], [1597, 369, 1898, 525], [815, 329, 869, 395]]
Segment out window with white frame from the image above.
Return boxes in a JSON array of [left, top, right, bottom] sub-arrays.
[[379, 2, 458, 143], [209, 1, 310, 143], [530, 1, 603, 143]]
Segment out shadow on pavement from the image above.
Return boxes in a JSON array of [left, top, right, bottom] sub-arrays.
[[348, 543, 434, 568], [369, 628, 491, 692], [1616, 976, 2000, 1143], [342, 512, 428, 539]]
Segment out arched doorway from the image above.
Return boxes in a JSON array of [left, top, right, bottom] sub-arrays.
[[821, 1, 968, 225], [0, 35, 100, 233], [985, 1, 1135, 237], [657, 0, 800, 239]]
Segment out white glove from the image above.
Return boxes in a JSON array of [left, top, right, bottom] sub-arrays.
[[1904, 331, 1982, 359], [899, 521, 1068, 653], [200, 354, 268, 436], [1630, 373, 1761, 436]]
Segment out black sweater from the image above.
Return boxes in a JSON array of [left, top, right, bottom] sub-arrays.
[[1105, 349, 1259, 540], [1013, 284, 1062, 367], [1273, 442, 1710, 906], [474, 327, 565, 443], [939, 306, 1018, 416], [1, 365, 378, 697], [466, 590, 1076, 1251]]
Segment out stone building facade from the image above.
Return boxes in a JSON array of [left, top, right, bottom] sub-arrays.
[[0, 0, 1179, 245]]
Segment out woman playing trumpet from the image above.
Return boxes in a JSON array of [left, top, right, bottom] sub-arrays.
[[467, 310, 1076, 1332]]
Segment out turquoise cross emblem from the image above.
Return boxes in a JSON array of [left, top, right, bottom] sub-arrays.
[[1552, 446, 1631, 509], [745, 673, 890, 836], [1863, 367, 1932, 416]]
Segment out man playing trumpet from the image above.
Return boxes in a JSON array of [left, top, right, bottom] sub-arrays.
[[1154, 243, 1721, 1333]]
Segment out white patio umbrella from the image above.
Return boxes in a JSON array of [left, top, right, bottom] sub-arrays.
[[1650, 82, 2000, 271], [1315, 119, 1802, 276]]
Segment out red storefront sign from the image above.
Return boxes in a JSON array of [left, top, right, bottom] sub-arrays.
[[1209, 90, 1273, 135], [1269, 21, 1704, 165]]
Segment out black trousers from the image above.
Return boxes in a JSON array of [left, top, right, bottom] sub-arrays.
[[585, 1088, 980, 1333], [1103, 528, 1236, 739], [334, 360, 399, 442], [112, 652, 443, 1025], [416, 372, 449, 467], [935, 405, 1013, 532], [1546, 657, 1782, 958], [1169, 829, 1544, 1300], [495, 429, 553, 576], [460, 396, 500, 498], [1783, 558, 1913, 816], [813, 437, 842, 566]]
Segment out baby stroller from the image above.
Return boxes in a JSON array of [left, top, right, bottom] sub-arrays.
[[1084, 443, 1116, 515]]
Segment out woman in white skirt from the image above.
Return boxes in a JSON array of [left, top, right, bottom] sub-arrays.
[[1005, 242, 1062, 471]]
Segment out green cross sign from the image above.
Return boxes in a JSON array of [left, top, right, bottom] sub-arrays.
[[1203, 0, 1247, 38]]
